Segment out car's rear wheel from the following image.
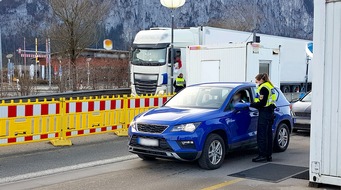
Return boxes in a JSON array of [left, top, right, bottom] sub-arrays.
[[274, 123, 290, 152], [138, 154, 156, 161], [198, 134, 225, 170]]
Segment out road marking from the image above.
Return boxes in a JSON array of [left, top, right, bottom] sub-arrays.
[[201, 178, 244, 190], [0, 155, 138, 184]]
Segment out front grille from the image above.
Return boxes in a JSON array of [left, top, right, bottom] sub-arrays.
[[137, 123, 168, 133], [134, 74, 158, 95], [130, 148, 168, 157], [294, 112, 311, 118], [129, 135, 173, 152]]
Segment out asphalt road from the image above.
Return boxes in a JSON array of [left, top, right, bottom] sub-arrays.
[[0, 131, 338, 190], [0, 134, 129, 178]]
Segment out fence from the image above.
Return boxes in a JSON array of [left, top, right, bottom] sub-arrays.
[[0, 94, 173, 146]]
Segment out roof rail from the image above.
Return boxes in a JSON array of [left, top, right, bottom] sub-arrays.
[[150, 27, 170, 30]]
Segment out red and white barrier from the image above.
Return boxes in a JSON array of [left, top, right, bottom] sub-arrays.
[[66, 100, 123, 113], [128, 97, 169, 108], [0, 103, 60, 118]]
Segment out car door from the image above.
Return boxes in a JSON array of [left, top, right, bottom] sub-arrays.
[[224, 88, 258, 146], [248, 87, 259, 142]]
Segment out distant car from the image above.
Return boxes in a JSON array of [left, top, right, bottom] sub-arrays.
[[128, 82, 293, 169], [291, 91, 312, 132]]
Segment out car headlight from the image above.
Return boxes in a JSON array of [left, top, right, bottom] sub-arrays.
[[171, 122, 201, 132], [129, 121, 138, 132]]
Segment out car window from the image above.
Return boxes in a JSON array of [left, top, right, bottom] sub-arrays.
[[301, 92, 312, 102], [165, 86, 232, 109], [227, 89, 251, 110], [252, 87, 257, 103]]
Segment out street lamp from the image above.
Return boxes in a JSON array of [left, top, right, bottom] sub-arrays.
[[160, 0, 185, 94]]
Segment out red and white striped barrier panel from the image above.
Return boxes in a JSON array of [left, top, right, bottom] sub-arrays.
[[128, 97, 170, 108], [0, 133, 59, 145], [65, 125, 123, 137], [0, 103, 60, 118], [66, 100, 123, 113]]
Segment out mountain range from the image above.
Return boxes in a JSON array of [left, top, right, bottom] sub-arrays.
[[0, 0, 313, 57]]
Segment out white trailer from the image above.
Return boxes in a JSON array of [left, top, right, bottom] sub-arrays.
[[130, 26, 311, 95], [310, 0, 341, 187], [185, 43, 280, 87]]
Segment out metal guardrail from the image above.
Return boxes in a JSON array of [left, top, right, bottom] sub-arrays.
[[0, 88, 132, 103]]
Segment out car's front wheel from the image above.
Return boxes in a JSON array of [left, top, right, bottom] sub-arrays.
[[198, 134, 225, 170], [273, 123, 290, 152]]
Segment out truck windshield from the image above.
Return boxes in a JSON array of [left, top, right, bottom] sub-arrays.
[[131, 48, 166, 66]]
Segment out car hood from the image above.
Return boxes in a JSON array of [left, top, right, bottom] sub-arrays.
[[292, 101, 311, 113], [135, 106, 217, 125]]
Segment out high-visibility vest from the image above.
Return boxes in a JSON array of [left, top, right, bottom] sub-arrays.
[[254, 82, 276, 107], [175, 77, 185, 87]]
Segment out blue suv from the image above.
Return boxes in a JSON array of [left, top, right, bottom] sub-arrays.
[[128, 82, 293, 169]]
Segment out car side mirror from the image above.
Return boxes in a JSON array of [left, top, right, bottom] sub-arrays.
[[233, 103, 249, 112]]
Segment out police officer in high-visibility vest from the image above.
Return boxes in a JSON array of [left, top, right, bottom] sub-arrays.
[[173, 73, 186, 93], [249, 73, 277, 162]]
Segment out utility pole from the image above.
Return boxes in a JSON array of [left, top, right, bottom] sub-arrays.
[[35, 38, 38, 80], [0, 28, 3, 96], [48, 38, 51, 88]]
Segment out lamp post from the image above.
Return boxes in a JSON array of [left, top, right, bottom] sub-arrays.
[[304, 56, 310, 94], [86, 58, 92, 87], [57, 56, 62, 81], [0, 28, 3, 95], [160, 0, 185, 94], [6, 54, 13, 86]]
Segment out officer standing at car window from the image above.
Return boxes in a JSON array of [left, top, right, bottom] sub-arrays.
[[248, 73, 277, 162]]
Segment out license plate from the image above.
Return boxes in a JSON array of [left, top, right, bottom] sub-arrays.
[[138, 137, 159, 147], [294, 118, 310, 124]]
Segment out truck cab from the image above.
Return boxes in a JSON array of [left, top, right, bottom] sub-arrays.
[[130, 28, 199, 95]]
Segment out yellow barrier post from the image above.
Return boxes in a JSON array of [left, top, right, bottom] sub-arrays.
[[50, 98, 72, 146], [114, 95, 128, 136]]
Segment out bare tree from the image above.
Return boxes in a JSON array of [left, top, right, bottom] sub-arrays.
[[48, 0, 110, 91], [17, 73, 37, 96]]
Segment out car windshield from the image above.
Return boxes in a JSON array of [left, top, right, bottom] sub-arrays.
[[131, 48, 166, 66], [165, 86, 232, 109], [301, 92, 312, 102]]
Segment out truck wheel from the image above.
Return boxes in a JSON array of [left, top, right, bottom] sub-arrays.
[[273, 123, 290, 152], [138, 154, 156, 161], [198, 134, 225, 170], [281, 86, 290, 93]]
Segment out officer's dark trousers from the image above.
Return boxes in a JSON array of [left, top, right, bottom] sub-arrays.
[[257, 108, 274, 157]]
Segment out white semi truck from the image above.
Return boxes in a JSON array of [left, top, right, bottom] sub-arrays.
[[130, 26, 311, 95]]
